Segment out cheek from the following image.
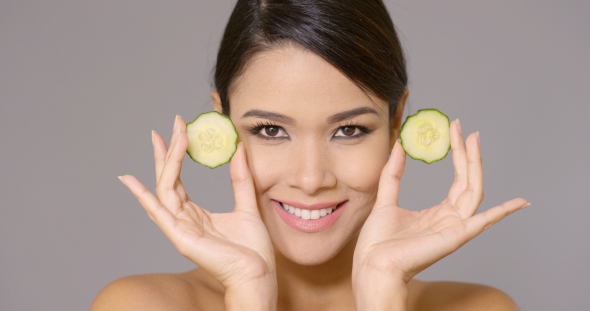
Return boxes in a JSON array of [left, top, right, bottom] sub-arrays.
[[334, 143, 389, 194], [244, 144, 285, 195]]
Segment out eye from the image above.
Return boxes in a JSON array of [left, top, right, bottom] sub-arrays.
[[260, 125, 288, 138], [334, 125, 364, 137], [249, 122, 290, 140]]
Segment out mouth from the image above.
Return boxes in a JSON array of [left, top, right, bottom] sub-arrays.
[[271, 200, 347, 233], [279, 202, 342, 220]]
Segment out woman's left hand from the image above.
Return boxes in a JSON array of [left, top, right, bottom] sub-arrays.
[[352, 119, 528, 308]]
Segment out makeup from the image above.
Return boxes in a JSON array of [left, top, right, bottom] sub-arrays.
[[271, 200, 347, 233]]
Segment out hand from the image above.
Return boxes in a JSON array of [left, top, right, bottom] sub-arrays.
[[119, 116, 276, 292], [353, 119, 528, 287]]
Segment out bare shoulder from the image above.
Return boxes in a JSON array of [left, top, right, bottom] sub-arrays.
[[408, 279, 519, 311], [89, 269, 224, 311]]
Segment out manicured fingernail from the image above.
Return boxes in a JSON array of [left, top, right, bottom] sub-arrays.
[[524, 202, 531, 208], [476, 131, 480, 143], [456, 118, 462, 135], [151, 130, 156, 146], [118, 176, 124, 183]]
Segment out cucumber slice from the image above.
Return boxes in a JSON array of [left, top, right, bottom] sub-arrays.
[[400, 109, 450, 164], [186, 111, 238, 168]]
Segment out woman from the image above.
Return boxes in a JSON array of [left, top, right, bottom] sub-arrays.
[[91, 0, 528, 310]]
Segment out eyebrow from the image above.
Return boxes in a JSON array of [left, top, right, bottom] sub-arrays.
[[327, 107, 380, 123], [241, 106, 380, 125], [241, 109, 296, 125]]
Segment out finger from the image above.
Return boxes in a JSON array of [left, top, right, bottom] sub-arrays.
[[458, 132, 483, 216], [447, 119, 468, 204], [464, 198, 529, 239], [156, 127, 188, 214], [153, 130, 168, 183], [119, 175, 177, 233], [375, 139, 406, 208], [165, 115, 184, 163], [154, 128, 190, 202], [230, 142, 260, 216]]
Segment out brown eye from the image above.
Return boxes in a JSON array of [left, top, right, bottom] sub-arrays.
[[334, 125, 368, 139], [265, 126, 279, 136], [256, 125, 288, 139], [341, 126, 356, 136]]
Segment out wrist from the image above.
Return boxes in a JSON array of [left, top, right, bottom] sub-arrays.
[[353, 265, 408, 311], [225, 276, 277, 311]]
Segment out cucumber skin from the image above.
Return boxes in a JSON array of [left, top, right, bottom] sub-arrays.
[[185, 111, 238, 169], [400, 108, 451, 164]]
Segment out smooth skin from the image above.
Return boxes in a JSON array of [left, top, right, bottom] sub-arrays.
[[91, 46, 526, 311]]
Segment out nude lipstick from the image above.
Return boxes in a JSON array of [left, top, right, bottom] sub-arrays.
[[271, 199, 347, 233]]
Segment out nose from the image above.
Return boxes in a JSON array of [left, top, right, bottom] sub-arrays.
[[286, 140, 337, 195]]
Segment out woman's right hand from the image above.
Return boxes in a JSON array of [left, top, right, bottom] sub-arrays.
[[118, 116, 276, 294]]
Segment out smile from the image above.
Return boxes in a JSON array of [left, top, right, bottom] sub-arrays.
[[272, 200, 347, 233], [280, 203, 336, 220]]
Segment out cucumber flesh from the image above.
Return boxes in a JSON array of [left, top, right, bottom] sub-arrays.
[[400, 109, 450, 164], [186, 111, 238, 168]]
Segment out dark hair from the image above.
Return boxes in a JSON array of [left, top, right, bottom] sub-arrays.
[[214, 0, 407, 120]]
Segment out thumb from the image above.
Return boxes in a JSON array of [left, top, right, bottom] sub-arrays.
[[229, 142, 260, 216], [375, 139, 406, 209]]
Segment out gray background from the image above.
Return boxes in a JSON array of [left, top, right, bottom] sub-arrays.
[[1, 1, 589, 310]]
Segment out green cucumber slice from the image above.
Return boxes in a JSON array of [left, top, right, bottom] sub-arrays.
[[186, 111, 238, 168], [400, 109, 450, 164]]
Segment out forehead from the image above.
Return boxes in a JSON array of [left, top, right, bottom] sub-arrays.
[[228, 45, 388, 119]]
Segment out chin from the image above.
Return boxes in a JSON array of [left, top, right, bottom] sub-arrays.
[[273, 236, 345, 266], [266, 217, 363, 267]]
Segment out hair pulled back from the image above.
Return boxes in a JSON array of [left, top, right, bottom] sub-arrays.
[[214, 0, 407, 120]]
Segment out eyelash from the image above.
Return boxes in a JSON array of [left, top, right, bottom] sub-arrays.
[[248, 121, 288, 141], [248, 121, 372, 141], [332, 121, 372, 140]]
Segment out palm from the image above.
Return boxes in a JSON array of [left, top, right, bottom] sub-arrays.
[[120, 116, 275, 288], [168, 201, 275, 284], [354, 121, 527, 283]]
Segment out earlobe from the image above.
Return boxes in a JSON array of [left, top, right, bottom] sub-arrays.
[[389, 88, 409, 149], [211, 91, 223, 113]]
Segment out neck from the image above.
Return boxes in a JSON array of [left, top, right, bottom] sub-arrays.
[[275, 233, 358, 311]]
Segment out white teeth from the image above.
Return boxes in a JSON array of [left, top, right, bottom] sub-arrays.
[[281, 203, 336, 220], [310, 210, 320, 220], [301, 209, 311, 220]]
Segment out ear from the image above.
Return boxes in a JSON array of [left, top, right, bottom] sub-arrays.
[[389, 88, 409, 149], [211, 91, 223, 113]]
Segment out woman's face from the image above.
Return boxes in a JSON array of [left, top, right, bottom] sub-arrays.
[[219, 45, 399, 265]]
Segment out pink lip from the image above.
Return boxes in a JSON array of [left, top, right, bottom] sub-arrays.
[[271, 200, 347, 233]]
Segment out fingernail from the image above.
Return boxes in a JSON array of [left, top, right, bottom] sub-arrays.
[[476, 131, 480, 143], [118, 176, 124, 183], [524, 202, 531, 208], [456, 118, 462, 135], [151, 130, 156, 146]]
